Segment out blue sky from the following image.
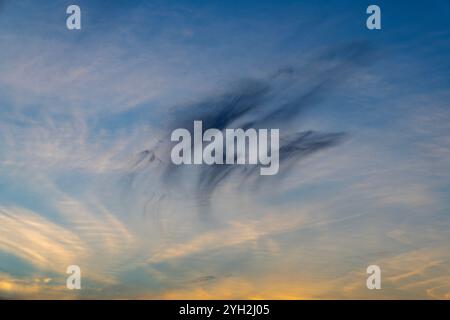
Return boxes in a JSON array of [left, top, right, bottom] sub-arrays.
[[0, 0, 450, 298]]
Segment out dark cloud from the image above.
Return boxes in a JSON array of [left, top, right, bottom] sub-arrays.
[[125, 42, 373, 219], [188, 275, 217, 284]]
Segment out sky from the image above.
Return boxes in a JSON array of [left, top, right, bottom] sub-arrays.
[[0, 0, 450, 299]]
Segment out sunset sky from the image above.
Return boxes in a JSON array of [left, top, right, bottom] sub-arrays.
[[0, 0, 450, 299]]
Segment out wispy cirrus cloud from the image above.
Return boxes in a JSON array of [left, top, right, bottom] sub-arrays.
[[1, 0, 450, 300]]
